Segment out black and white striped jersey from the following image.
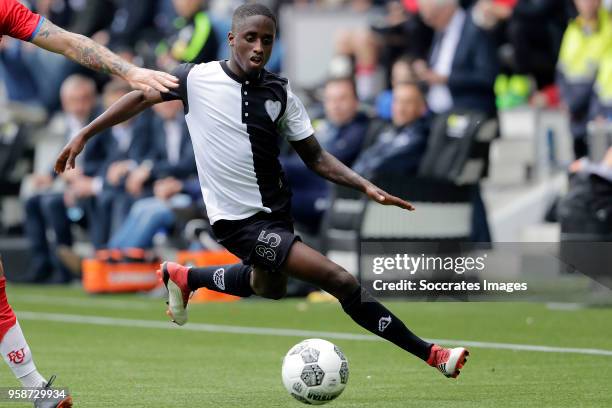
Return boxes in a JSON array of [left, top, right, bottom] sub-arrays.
[[161, 61, 314, 224]]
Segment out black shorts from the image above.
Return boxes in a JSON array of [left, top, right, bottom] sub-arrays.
[[212, 211, 301, 272]]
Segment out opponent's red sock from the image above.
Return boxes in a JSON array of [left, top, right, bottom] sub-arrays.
[[0, 276, 46, 387], [0, 276, 17, 341]]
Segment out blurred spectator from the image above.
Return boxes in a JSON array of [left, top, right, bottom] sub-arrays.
[[0, 37, 40, 105], [22, 75, 108, 283], [333, 28, 383, 102], [106, 0, 159, 50], [370, 1, 433, 83], [127, 100, 196, 193], [333, 0, 431, 102], [353, 81, 429, 178], [557, 147, 612, 239], [61, 99, 198, 266], [504, 0, 567, 90], [156, 0, 220, 70], [557, 0, 611, 158], [66, 0, 115, 37], [95, 80, 157, 247], [108, 177, 202, 251], [281, 77, 371, 232], [590, 45, 612, 120], [415, 0, 499, 116], [569, 146, 612, 179], [34, 0, 74, 28], [375, 55, 417, 120]]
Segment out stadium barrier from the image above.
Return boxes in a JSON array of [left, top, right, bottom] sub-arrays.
[[82, 259, 160, 293]]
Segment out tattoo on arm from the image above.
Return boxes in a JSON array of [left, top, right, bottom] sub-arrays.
[[36, 19, 65, 39], [33, 19, 132, 78]]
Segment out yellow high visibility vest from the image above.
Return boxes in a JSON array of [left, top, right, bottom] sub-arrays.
[[594, 48, 612, 104], [558, 8, 612, 83]]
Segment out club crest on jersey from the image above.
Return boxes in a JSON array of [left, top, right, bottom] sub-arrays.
[[265, 100, 281, 122], [213, 268, 225, 290], [7, 348, 26, 364], [378, 316, 392, 332]]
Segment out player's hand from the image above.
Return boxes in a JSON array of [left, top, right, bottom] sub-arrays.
[[365, 184, 415, 211], [55, 136, 85, 174], [124, 66, 178, 93]]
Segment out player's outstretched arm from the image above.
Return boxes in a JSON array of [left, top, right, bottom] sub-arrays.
[[291, 136, 415, 211], [54, 89, 164, 173], [31, 19, 177, 93]]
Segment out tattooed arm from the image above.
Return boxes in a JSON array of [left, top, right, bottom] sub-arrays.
[[31, 19, 177, 93]]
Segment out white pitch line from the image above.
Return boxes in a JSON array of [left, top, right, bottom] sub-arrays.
[[10, 294, 154, 310], [16, 311, 612, 357]]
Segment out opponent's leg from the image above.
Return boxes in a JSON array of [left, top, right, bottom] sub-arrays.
[[0, 260, 74, 405], [281, 241, 469, 378]]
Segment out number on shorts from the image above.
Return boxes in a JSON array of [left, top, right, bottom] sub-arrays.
[[255, 230, 282, 261], [257, 230, 281, 247]]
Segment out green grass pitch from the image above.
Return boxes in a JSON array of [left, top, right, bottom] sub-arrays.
[[1, 285, 611, 407]]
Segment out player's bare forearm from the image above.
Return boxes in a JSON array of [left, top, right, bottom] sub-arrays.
[[313, 150, 372, 192], [32, 19, 178, 92], [291, 136, 415, 211], [84, 91, 160, 141], [292, 136, 370, 192], [32, 19, 131, 77], [54, 90, 162, 173]]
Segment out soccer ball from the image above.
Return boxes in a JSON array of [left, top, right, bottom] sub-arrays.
[[281, 338, 349, 405]]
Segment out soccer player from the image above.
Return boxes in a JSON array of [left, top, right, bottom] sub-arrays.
[[55, 4, 469, 379], [1, 0, 179, 406]]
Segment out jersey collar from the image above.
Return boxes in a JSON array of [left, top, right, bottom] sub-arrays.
[[220, 60, 263, 84]]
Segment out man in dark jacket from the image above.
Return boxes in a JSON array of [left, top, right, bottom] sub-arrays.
[[353, 81, 429, 178], [23, 75, 110, 282], [414, 0, 499, 117]]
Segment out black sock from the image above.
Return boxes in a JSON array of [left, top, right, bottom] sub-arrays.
[[341, 286, 432, 361], [187, 263, 254, 297]]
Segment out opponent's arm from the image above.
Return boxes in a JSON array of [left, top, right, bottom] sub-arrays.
[[291, 136, 415, 211], [31, 19, 177, 93], [54, 89, 164, 173]]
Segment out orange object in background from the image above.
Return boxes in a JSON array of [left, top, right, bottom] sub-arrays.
[[82, 259, 160, 293], [176, 250, 241, 303]]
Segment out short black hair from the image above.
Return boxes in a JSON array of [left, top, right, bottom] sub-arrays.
[[394, 80, 427, 100], [325, 76, 358, 99], [231, 3, 277, 32]]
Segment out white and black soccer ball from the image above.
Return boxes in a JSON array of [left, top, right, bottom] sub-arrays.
[[281, 338, 349, 405]]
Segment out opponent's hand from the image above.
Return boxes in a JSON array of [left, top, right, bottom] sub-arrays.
[[55, 136, 85, 174], [124, 66, 178, 93], [365, 184, 415, 211]]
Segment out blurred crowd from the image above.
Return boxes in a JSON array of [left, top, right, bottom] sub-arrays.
[[0, 0, 611, 283]]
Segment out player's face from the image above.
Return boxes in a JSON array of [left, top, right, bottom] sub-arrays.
[[228, 15, 275, 76]]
